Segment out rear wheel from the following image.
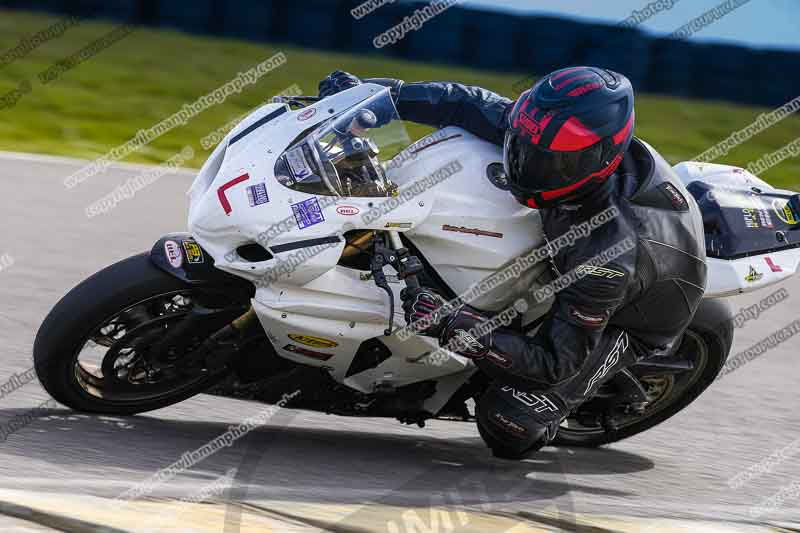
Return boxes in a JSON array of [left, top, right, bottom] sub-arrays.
[[553, 298, 733, 447], [34, 253, 237, 415]]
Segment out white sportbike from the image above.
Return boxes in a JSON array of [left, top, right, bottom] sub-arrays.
[[35, 84, 800, 447]]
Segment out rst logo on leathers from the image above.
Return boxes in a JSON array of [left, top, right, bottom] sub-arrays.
[[500, 386, 559, 413], [576, 265, 625, 279], [584, 331, 629, 395], [451, 329, 483, 352]]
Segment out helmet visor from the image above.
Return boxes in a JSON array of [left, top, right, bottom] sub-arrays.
[[504, 130, 605, 196]]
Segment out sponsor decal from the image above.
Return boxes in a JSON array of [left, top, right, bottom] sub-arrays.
[[297, 107, 317, 122], [772, 199, 798, 225], [286, 145, 313, 182], [217, 173, 250, 215], [764, 257, 783, 273], [492, 412, 528, 437], [283, 343, 333, 361], [500, 386, 559, 413], [569, 305, 607, 329], [384, 222, 412, 229], [336, 205, 360, 216], [658, 182, 689, 211], [575, 265, 625, 279], [287, 334, 338, 349], [246, 182, 270, 207], [743, 207, 774, 229], [291, 197, 325, 229], [164, 240, 183, 268], [182, 240, 204, 264], [585, 331, 629, 395], [441, 224, 503, 239], [745, 265, 764, 283], [513, 101, 553, 144]]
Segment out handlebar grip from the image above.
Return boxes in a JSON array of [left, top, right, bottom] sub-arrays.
[[404, 274, 420, 290]]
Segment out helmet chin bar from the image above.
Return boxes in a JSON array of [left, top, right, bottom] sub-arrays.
[[513, 175, 606, 210]]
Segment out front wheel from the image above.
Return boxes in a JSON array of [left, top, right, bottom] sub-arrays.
[[553, 298, 734, 447], [34, 253, 235, 415]]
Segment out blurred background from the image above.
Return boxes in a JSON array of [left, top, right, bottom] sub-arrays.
[[0, 0, 797, 188]]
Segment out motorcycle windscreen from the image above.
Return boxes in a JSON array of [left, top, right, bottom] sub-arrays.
[[274, 88, 409, 198]]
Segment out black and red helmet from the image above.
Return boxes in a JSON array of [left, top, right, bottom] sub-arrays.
[[504, 66, 635, 208]]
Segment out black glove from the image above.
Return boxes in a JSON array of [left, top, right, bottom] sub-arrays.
[[438, 308, 492, 359], [318, 70, 362, 98], [400, 286, 451, 337]]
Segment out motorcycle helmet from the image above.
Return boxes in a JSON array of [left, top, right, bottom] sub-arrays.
[[504, 66, 635, 208]]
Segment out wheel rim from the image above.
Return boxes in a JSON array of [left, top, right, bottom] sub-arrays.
[[559, 330, 709, 436], [72, 290, 215, 404]]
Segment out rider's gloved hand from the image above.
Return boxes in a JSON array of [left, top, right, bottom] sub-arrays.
[[401, 286, 494, 358], [318, 71, 362, 98], [438, 308, 492, 359], [400, 287, 450, 337]]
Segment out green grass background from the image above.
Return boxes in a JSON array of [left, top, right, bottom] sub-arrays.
[[0, 9, 798, 188]]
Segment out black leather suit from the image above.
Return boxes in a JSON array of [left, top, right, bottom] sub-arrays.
[[368, 79, 708, 455]]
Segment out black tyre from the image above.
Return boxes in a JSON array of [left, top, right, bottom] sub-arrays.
[[34, 253, 230, 415], [553, 298, 734, 447]]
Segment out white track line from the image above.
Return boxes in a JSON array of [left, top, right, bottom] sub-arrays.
[[0, 151, 197, 177]]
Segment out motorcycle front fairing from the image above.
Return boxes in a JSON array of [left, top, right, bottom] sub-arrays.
[[185, 85, 481, 413]]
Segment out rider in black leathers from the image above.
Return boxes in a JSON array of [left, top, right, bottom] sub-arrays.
[[319, 69, 707, 459]]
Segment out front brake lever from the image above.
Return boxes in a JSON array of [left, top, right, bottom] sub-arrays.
[[370, 234, 399, 336], [370, 233, 425, 336]]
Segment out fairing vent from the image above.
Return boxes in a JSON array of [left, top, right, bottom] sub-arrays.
[[236, 243, 274, 262]]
